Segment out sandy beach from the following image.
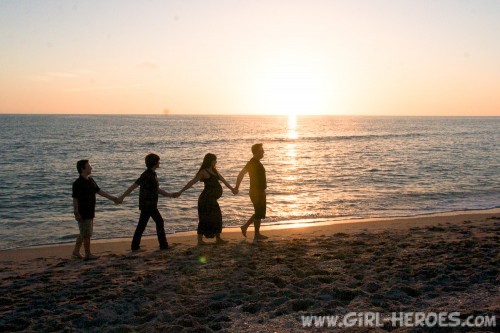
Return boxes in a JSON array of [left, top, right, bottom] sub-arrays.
[[1, 210, 499, 332]]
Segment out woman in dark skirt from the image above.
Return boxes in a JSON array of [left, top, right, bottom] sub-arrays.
[[176, 153, 237, 245]]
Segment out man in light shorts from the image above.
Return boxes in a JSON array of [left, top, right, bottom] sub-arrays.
[[72, 160, 118, 260]]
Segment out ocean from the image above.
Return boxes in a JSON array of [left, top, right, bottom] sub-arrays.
[[0, 115, 498, 250]]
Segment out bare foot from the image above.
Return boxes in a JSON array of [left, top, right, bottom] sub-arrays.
[[84, 254, 99, 261], [216, 239, 228, 245], [197, 240, 208, 246], [131, 248, 146, 253], [240, 226, 247, 237], [71, 252, 83, 259], [254, 234, 268, 240]]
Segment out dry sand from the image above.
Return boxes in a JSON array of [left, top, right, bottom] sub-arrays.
[[1, 210, 499, 332]]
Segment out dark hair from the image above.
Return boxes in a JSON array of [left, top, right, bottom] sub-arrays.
[[76, 160, 89, 174], [198, 153, 217, 175], [252, 143, 263, 155], [145, 153, 160, 168]]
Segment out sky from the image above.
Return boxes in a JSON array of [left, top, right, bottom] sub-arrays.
[[1, 0, 499, 116]]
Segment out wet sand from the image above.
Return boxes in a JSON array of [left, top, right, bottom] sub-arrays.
[[1, 211, 499, 332]]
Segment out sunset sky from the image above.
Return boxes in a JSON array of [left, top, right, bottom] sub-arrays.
[[1, 0, 499, 116]]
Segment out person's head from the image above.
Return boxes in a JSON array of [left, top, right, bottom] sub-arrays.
[[252, 143, 264, 160], [198, 153, 217, 173], [76, 159, 92, 176], [145, 153, 160, 169]]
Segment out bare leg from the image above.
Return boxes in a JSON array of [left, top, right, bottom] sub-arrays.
[[83, 237, 91, 256], [254, 218, 261, 234], [72, 235, 83, 258], [254, 219, 268, 240], [216, 233, 227, 244], [241, 217, 254, 237], [83, 237, 99, 260], [197, 234, 207, 245]]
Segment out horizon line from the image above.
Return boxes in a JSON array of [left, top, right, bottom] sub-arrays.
[[0, 113, 499, 117]]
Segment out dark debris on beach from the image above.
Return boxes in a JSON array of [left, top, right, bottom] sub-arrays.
[[0, 219, 499, 332]]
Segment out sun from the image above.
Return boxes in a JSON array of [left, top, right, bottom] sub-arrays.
[[253, 53, 332, 116]]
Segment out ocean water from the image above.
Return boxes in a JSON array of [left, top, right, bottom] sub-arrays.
[[0, 115, 498, 250]]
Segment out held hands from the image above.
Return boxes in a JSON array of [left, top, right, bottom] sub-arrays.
[[164, 192, 181, 198], [114, 196, 124, 204], [231, 188, 239, 195]]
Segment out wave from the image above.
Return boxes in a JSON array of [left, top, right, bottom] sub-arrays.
[[4, 206, 498, 251], [1, 115, 498, 251], [171, 133, 429, 146], [268, 133, 428, 143]]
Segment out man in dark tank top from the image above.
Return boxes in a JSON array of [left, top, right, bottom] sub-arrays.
[[235, 143, 268, 240]]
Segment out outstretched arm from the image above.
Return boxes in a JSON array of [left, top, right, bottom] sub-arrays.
[[117, 183, 139, 203], [159, 188, 175, 198], [176, 172, 205, 197], [217, 172, 237, 195], [234, 166, 248, 192], [98, 190, 118, 203]]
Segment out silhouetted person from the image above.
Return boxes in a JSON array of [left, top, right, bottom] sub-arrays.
[[176, 153, 237, 245], [72, 160, 118, 260], [235, 143, 268, 240], [118, 154, 176, 251]]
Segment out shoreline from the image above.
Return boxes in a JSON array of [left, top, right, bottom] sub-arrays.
[[1, 209, 498, 331], [3, 206, 500, 252], [2, 208, 499, 262]]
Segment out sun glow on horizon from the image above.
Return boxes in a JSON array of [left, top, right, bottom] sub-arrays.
[[1, 2, 500, 116], [252, 52, 334, 116]]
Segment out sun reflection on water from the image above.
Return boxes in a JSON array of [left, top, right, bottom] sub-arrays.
[[287, 114, 298, 139], [280, 115, 303, 217]]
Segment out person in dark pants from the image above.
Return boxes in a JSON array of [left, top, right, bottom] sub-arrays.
[[72, 160, 118, 260], [234, 143, 268, 240], [118, 153, 177, 251]]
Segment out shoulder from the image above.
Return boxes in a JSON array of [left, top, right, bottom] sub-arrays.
[[247, 158, 259, 168], [88, 177, 100, 191], [198, 169, 210, 179], [139, 169, 152, 178], [254, 158, 264, 167], [73, 177, 85, 186], [136, 170, 149, 184], [72, 178, 81, 191]]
